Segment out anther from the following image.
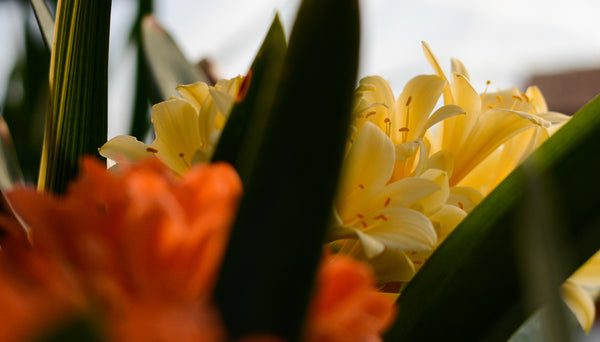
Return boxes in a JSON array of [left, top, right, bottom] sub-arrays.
[[146, 147, 158, 153], [384, 197, 391, 207], [374, 214, 389, 221], [358, 184, 365, 189]]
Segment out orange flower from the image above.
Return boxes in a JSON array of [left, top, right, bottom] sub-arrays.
[[0, 157, 242, 340], [305, 253, 397, 342]]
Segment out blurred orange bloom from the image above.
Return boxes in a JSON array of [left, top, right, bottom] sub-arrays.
[[0, 157, 395, 341]]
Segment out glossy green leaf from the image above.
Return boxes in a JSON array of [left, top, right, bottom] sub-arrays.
[[211, 14, 287, 184], [385, 95, 600, 341], [38, 0, 111, 193], [30, 0, 55, 49], [142, 16, 210, 103], [213, 0, 360, 339]]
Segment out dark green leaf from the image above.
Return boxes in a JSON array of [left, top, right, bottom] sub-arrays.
[[385, 95, 600, 341], [38, 0, 112, 193], [211, 14, 287, 184], [129, 0, 153, 140], [213, 0, 360, 340]]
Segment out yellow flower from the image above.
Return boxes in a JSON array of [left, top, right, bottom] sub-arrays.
[[421, 42, 599, 334], [421, 41, 570, 195], [561, 251, 600, 333], [329, 121, 443, 283], [329, 73, 467, 283], [99, 76, 244, 174]]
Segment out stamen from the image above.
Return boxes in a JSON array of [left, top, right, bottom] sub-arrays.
[[405, 96, 412, 106], [384, 197, 391, 207], [356, 213, 364, 219], [481, 80, 492, 100], [512, 95, 523, 102], [361, 221, 368, 228], [358, 184, 365, 189], [458, 201, 464, 210], [179, 152, 190, 168], [365, 111, 376, 118], [521, 93, 530, 102], [374, 214, 389, 221], [496, 95, 503, 103], [384, 118, 391, 136], [146, 147, 158, 153]]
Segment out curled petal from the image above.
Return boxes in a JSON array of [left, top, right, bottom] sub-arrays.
[[561, 280, 596, 333], [99, 135, 154, 163]]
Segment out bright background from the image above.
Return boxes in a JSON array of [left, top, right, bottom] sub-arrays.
[[1, 0, 599, 137]]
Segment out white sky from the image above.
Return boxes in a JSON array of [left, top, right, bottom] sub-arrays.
[[1, 0, 599, 137]]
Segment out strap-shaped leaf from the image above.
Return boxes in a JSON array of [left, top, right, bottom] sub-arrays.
[[142, 16, 209, 102], [129, 0, 153, 140], [385, 95, 600, 341], [213, 0, 360, 339], [30, 0, 55, 49], [38, 0, 111, 193], [211, 14, 287, 184]]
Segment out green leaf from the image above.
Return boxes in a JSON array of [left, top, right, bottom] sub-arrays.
[[211, 14, 287, 184], [30, 0, 55, 49], [38, 0, 112, 194], [141, 16, 210, 103], [129, 0, 153, 140], [213, 0, 360, 339], [384, 95, 600, 341]]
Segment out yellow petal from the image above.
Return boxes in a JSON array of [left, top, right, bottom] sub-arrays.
[[451, 57, 470, 80], [151, 99, 204, 174], [415, 104, 465, 139], [369, 247, 416, 283], [421, 41, 453, 105], [447, 186, 483, 213], [393, 75, 446, 144], [336, 121, 395, 218], [377, 177, 441, 210], [98, 135, 153, 162], [365, 207, 437, 252], [412, 168, 450, 216], [429, 204, 466, 241], [569, 251, 600, 286], [452, 109, 550, 184], [352, 76, 396, 134], [560, 280, 596, 333], [175, 82, 210, 112], [442, 73, 481, 152]]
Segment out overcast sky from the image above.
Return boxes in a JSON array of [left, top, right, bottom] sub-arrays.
[[1, 0, 599, 137]]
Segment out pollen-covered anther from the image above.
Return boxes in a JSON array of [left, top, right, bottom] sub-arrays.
[[496, 95, 503, 103], [458, 201, 464, 210], [398, 127, 410, 133], [146, 147, 158, 153], [521, 93, 530, 102], [356, 213, 364, 219], [406, 96, 412, 106], [365, 111, 376, 118], [358, 184, 365, 189], [512, 95, 523, 102], [384, 197, 391, 207]]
